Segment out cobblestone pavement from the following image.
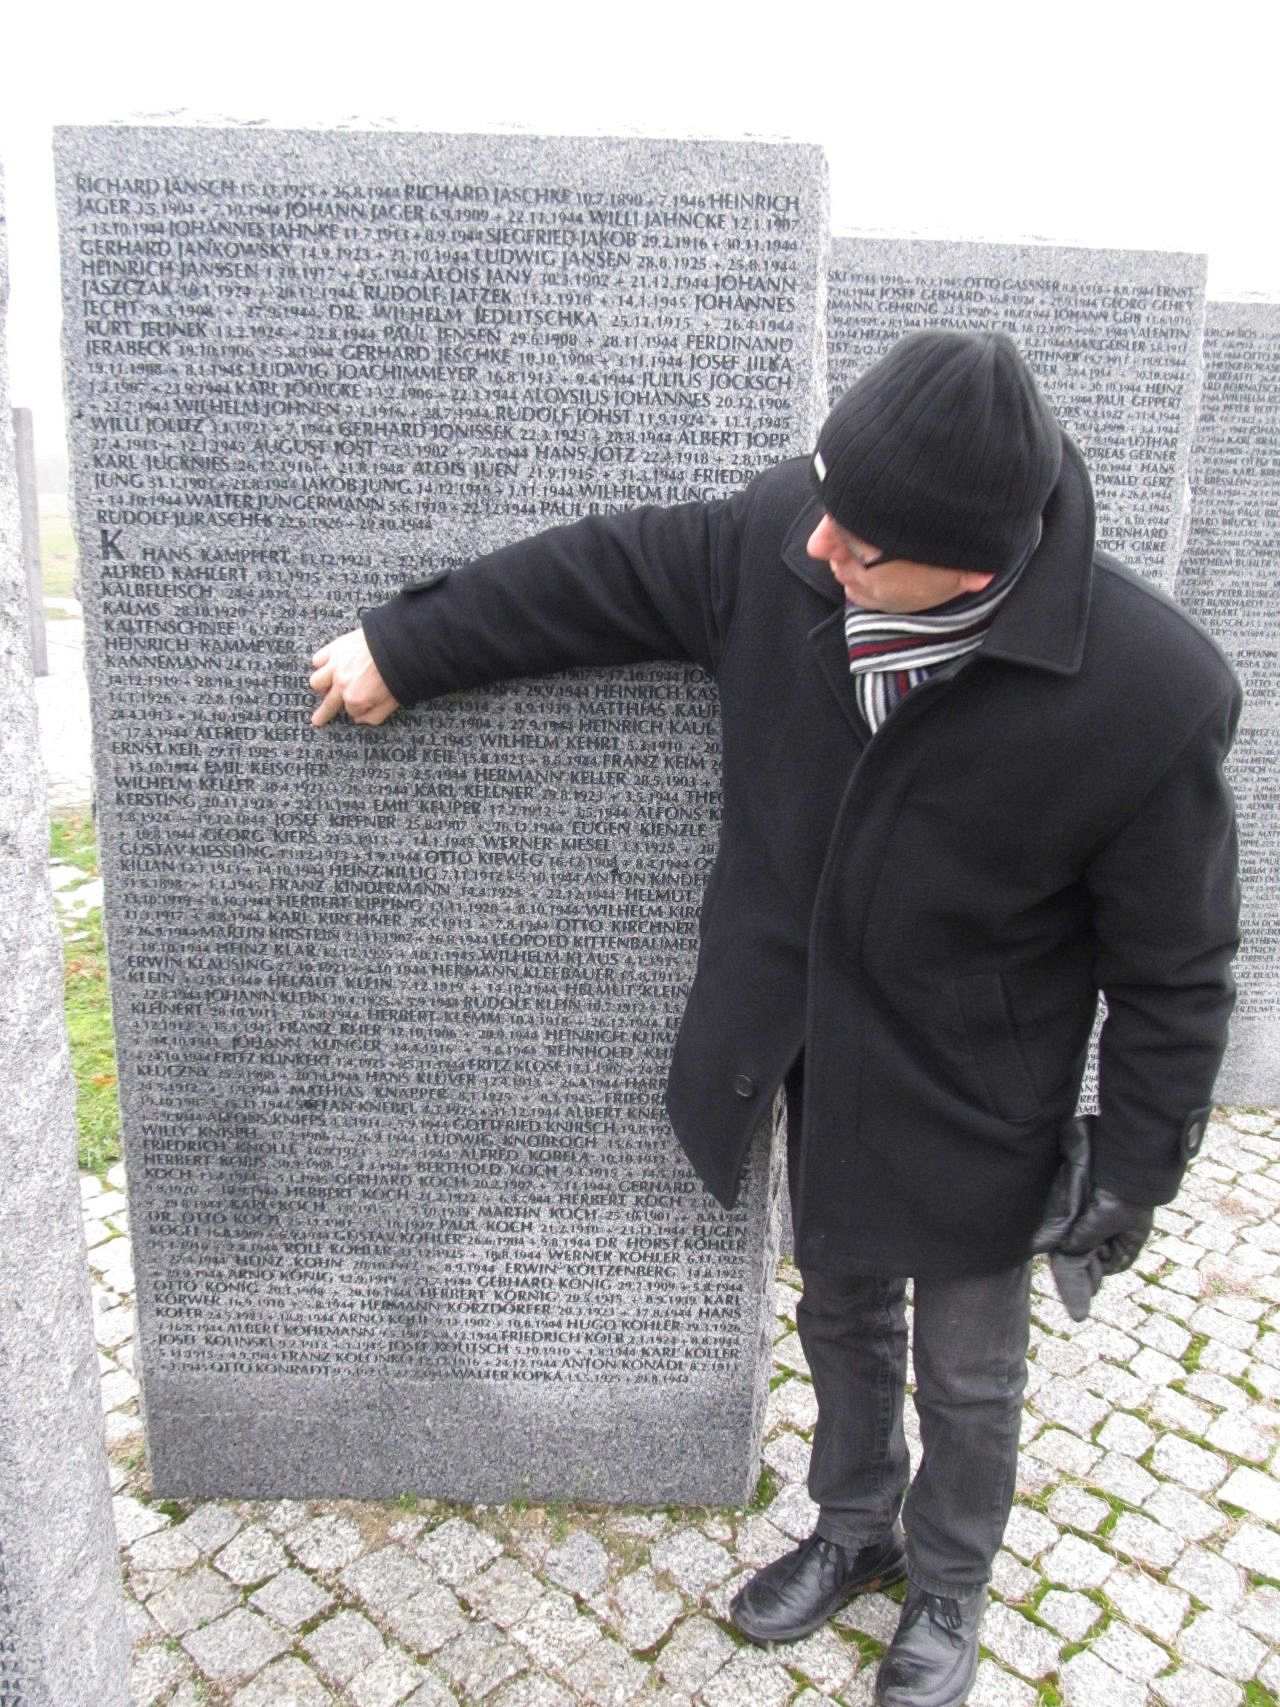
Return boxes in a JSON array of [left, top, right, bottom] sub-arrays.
[[83, 1108, 1280, 1707]]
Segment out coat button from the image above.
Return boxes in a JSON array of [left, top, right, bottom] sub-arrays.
[[401, 567, 451, 594], [733, 1074, 756, 1099], [1184, 1118, 1206, 1157]]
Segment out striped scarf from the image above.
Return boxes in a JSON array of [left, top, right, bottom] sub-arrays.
[[844, 555, 1030, 734]]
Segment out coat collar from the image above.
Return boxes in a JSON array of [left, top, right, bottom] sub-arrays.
[[781, 434, 1096, 678]]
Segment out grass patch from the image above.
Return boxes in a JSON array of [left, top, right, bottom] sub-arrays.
[[49, 810, 122, 1175], [40, 508, 78, 599], [1245, 1684, 1279, 1707], [747, 1466, 779, 1512], [1181, 1332, 1209, 1375]]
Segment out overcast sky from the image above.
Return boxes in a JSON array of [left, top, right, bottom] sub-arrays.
[[4, 0, 1276, 478]]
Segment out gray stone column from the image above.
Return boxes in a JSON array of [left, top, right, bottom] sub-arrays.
[[12, 409, 45, 677], [0, 169, 131, 1707]]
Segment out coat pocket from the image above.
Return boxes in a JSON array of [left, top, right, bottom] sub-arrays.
[[952, 972, 1044, 1124]]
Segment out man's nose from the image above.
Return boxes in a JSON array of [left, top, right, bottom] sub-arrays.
[[807, 513, 840, 560]]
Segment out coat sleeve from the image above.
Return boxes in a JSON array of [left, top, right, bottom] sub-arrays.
[[1083, 681, 1243, 1205], [358, 494, 745, 706]]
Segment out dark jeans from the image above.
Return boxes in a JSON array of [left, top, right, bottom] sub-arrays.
[[786, 1058, 1031, 1595]]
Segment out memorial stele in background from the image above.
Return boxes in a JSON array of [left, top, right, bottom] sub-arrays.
[[1175, 299, 1280, 1103], [0, 166, 131, 1707], [55, 121, 828, 1501], [827, 237, 1207, 589]]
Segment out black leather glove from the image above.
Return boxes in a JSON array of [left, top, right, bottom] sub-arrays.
[[1030, 1119, 1154, 1322]]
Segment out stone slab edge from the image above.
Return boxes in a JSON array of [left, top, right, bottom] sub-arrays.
[[0, 165, 130, 1707]]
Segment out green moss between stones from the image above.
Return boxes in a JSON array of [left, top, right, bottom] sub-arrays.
[[748, 1466, 780, 1512]]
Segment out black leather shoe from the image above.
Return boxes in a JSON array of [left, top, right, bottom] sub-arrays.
[[730, 1527, 907, 1643], [875, 1581, 986, 1706]]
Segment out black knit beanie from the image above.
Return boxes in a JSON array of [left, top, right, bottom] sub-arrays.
[[812, 329, 1063, 573]]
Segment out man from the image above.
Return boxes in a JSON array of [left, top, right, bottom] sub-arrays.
[[309, 331, 1240, 1707]]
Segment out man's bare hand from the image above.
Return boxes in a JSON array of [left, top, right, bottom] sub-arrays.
[[308, 627, 400, 727]]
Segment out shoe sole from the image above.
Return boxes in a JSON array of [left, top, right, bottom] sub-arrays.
[[731, 1553, 908, 1645]]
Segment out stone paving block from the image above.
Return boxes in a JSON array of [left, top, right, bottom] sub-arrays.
[[1150, 1434, 1231, 1494], [1152, 1663, 1246, 1706], [544, 1528, 610, 1597], [1151, 1387, 1217, 1436], [1247, 1359, 1280, 1398], [1170, 1547, 1246, 1612], [765, 1377, 819, 1432], [214, 1521, 291, 1585], [287, 1512, 366, 1572], [1105, 1563, 1201, 1645], [348, 1648, 430, 1707], [563, 1633, 649, 1705], [342, 1545, 436, 1614], [1178, 1608, 1268, 1679], [1097, 1411, 1158, 1458], [1081, 1360, 1152, 1408], [232, 1656, 336, 1705], [1040, 1532, 1117, 1589], [94, 1302, 136, 1348], [1135, 1312, 1194, 1358], [1032, 1336, 1093, 1378], [129, 1641, 194, 1707], [698, 1646, 796, 1707], [772, 1330, 810, 1373], [1091, 1618, 1172, 1681], [603, 1567, 684, 1649], [1218, 1463, 1280, 1520], [167, 1685, 206, 1707], [100, 1366, 140, 1409], [1237, 1583, 1280, 1642], [1013, 1455, 1056, 1499], [1031, 1377, 1111, 1437], [1204, 1408, 1274, 1461], [384, 1581, 468, 1655], [785, 1624, 860, 1694], [979, 1601, 1061, 1678], [735, 1514, 791, 1567], [181, 1605, 292, 1680], [1132, 1345, 1187, 1387], [114, 1491, 171, 1546], [509, 1589, 601, 1670], [1059, 1648, 1148, 1707], [988, 1549, 1038, 1602], [1185, 1370, 1251, 1410], [1144, 1483, 1228, 1541], [654, 1613, 736, 1691], [968, 1658, 1039, 1705], [1037, 1588, 1101, 1640], [761, 1429, 811, 1484], [1075, 1320, 1142, 1364], [650, 1525, 735, 1594], [1023, 1426, 1100, 1476], [130, 1526, 201, 1571], [1092, 1447, 1160, 1502], [1110, 1512, 1186, 1569], [247, 1497, 305, 1534], [1191, 1306, 1262, 1352], [703, 1565, 754, 1623], [249, 1566, 335, 1630], [1261, 1651, 1280, 1695], [127, 1564, 180, 1604], [401, 1678, 460, 1707], [1203, 1341, 1252, 1379], [1135, 1283, 1197, 1323], [463, 1556, 545, 1629], [834, 1590, 901, 1644], [490, 1678, 576, 1707], [303, 1609, 388, 1687], [1002, 1505, 1059, 1561], [176, 1501, 243, 1554], [147, 1563, 240, 1635], [1046, 1485, 1109, 1533], [764, 1482, 820, 1540], [103, 1407, 144, 1447]]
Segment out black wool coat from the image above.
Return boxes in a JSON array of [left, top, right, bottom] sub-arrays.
[[362, 439, 1242, 1277]]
